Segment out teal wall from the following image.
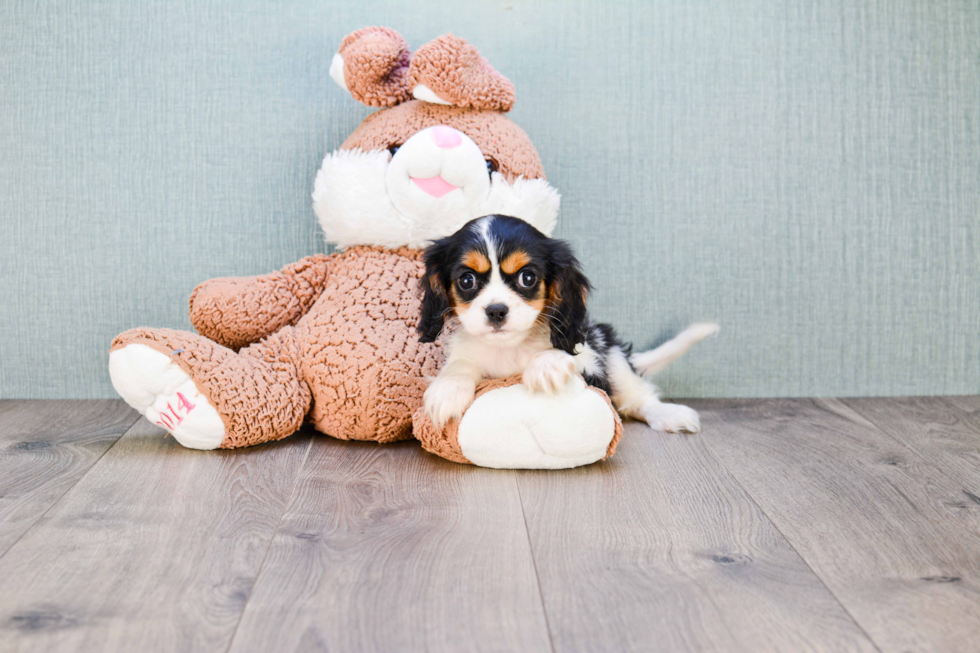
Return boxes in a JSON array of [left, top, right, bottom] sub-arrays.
[[2, 0, 978, 399]]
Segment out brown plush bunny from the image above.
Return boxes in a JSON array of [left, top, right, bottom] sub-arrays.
[[108, 27, 622, 468]]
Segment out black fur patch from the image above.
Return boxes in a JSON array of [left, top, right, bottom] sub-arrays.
[[579, 321, 633, 394]]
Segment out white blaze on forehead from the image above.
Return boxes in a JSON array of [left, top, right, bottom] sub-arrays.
[[477, 216, 500, 283], [455, 214, 542, 339]]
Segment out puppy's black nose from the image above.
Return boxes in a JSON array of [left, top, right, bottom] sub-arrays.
[[485, 303, 509, 326]]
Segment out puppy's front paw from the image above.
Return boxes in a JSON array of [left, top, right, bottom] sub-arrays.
[[523, 350, 576, 395], [643, 402, 701, 434], [424, 376, 476, 428]]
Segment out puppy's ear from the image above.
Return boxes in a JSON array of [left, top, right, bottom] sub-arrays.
[[417, 238, 454, 343], [546, 240, 591, 354]]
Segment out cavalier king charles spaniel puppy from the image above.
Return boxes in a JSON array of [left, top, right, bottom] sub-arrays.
[[418, 214, 718, 431]]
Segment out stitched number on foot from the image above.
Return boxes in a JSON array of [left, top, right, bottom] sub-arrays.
[[108, 343, 226, 449], [156, 392, 197, 430]]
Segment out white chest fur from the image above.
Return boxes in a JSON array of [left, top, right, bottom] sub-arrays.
[[452, 330, 553, 379]]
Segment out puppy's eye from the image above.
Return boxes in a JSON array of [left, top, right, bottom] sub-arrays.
[[518, 269, 537, 289], [457, 272, 476, 291], [388, 145, 401, 157], [485, 158, 498, 177]]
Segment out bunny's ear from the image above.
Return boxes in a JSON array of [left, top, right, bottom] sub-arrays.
[[407, 34, 515, 112], [330, 27, 413, 107]]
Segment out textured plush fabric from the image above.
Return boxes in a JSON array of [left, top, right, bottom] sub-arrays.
[[338, 27, 412, 108], [296, 247, 443, 442], [111, 327, 311, 448], [101, 23, 626, 457], [115, 247, 445, 446], [189, 254, 332, 350], [413, 374, 623, 464], [413, 392, 474, 464], [342, 101, 544, 181], [3, 1, 978, 399], [594, 385, 623, 459], [407, 35, 515, 112], [411, 376, 523, 464], [311, 147, 559, 249]]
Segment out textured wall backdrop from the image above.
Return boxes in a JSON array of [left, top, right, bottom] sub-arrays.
[[1, 0, 978, 399]]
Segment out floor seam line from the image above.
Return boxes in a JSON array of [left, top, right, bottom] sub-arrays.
[[515, 472, 557, 653], [0, 408, 142, 561], [838, 397, 980, 493], [696, 406, 886, 653], [223, 433, 315, 653], [828, 397, 980, 550]]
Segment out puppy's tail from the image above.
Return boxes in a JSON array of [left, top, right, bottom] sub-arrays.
[[630, 322, 719, 377]]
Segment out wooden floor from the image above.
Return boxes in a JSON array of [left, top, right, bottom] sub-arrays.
[[1, 398, 979, 652]]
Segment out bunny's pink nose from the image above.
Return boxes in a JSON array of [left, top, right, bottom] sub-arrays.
[[431, 125, 462, 149]]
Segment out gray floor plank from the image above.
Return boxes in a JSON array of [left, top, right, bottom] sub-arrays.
[[517, 422, 878, 653], [0, 400, 139, 556], [228, 437, 552, 653], [940, 395, 980, 418], [944, 396, 980, 446], [0, 418, 312, 653], [692, 398, 980, 653], [842, 396, 980, 499]]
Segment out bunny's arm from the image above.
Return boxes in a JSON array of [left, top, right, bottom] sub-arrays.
[[189, 254, 332, 350]]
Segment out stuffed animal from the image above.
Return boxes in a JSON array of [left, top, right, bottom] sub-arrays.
[[108, 27, 624, 469]]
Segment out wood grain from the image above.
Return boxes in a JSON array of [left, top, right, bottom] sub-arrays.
[[0, 418, 312, 652], [693, 398, 980, 653], [517, 422, 877, 653], [4, 398, 979, 652], [942, 395, 980, 418], [228, 437, 552, 653], [842, 396, 980, 499], [0, 400, 139, 557]]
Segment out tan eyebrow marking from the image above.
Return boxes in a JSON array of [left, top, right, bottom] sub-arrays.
[[500, 250, 531, 275], [462, 250, 491, 274]]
